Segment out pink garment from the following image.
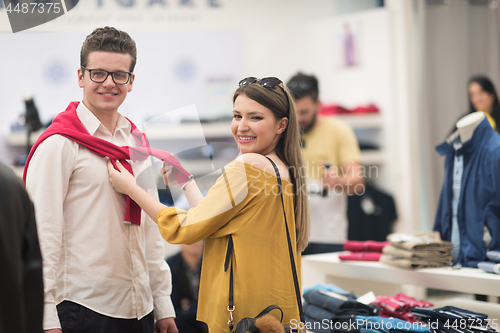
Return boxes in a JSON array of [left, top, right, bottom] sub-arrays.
[[372, 293, 433, 323], [338, 252, 382, 261], [343, 240, 390, 252]]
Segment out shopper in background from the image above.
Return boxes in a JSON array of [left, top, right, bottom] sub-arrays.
[[167, 241, 208, 333], [468, 75, 500, 132], [108, 76, 310, 332], [0, 162, 44, 333], [287, 72, 364, 255], [452, 75, 500, 134], [25, 27, 178, 333]]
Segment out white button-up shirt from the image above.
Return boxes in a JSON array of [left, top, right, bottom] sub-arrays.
[[26, 102, 175, 330]]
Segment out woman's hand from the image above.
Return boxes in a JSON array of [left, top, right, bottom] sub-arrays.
[[161, 163, 179, 188], [107, 160, 138, 195]]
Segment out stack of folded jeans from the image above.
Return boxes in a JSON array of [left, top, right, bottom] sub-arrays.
[[304, 314, 432, 333], [478, 250, 500, 274], [339, 241, 390, 262], [356, 315, 430, 333], [371, 293, 433, 323], [303, 285, 379, 333], [380, 232, 453, 269], [411, 306, 497, 333]]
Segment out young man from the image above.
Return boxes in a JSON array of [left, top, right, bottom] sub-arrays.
[[287, 72, 364, 255], [25, 27, 178, 333]]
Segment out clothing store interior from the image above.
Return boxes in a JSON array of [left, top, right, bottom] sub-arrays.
[[2, 0, 500, 332]]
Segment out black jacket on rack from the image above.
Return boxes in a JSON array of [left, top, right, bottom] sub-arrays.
[[347, 183, 397, 242]]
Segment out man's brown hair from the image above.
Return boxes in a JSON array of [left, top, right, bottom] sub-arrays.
[[80, 26, 137, 72]]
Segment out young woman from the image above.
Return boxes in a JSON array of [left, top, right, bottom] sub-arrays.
[[108, 77, 310, 332], [467, 75, 500, 132]]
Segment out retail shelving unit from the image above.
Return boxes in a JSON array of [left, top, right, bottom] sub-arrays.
[[302, 253, 500, 320]]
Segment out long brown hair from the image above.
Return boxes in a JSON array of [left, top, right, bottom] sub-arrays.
[[233, 82, 310, 252]]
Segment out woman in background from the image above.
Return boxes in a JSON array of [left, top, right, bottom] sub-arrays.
[[108, 77, 310, 332], [466, 75, 500, 132]]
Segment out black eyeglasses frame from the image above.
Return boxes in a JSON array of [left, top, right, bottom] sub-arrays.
[[81, 66, 133, 85]]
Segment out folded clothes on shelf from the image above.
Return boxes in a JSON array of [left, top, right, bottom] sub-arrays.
[[380, 232, 453, 269], [304, 315, 430, 333], [303, 283, 355, 297], [339, 252, 383, 261], [379, 256, 451, 269], [303, 289, 379, 317], [371, 293, 432, 323], [477, 262, 500, 274], [411, 306, 497, 333], [356, 315, 430, 333], [386, 232, 453, 252], [343, 241, 390, 252], [486, 250, 500, 262], [381, 245, 453, 265], [303, 316, 331, 333]]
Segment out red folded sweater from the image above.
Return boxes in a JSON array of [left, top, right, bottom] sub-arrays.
[[338, 252, 382, 261], [343, 240, 390, 252], [23, 101, 193, 226]]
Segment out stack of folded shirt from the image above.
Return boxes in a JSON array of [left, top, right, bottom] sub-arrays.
[[339, 240, 390, 261], [478, 250, 500, 274], [380, 232, 453, 269], [412, 306, 497, 333], [302, 284, 379, 332], [371, 293, 433, 323]]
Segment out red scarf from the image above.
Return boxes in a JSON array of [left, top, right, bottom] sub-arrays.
[[23, 101, 193, 226]]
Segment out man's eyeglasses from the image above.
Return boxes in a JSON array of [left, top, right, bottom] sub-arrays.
[[286, 80, 311, 92], [82, 66, 132, 85]]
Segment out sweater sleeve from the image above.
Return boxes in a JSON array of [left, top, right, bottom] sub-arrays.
[[157, 161, 260, 244]]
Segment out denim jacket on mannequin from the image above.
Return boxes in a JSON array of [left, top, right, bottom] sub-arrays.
[[434, 118, 500, 267]]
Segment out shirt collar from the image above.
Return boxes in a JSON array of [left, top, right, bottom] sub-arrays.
[[76, 102, 131, 136], [436, 117, 493, 156]]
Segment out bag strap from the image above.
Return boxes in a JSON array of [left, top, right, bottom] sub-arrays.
[[264, 156, 305, 325], [224, 234, 235, 330], [255, 305, 284, 322]]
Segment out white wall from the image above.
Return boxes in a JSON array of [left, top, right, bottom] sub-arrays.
[[0, 0, 343, 164]]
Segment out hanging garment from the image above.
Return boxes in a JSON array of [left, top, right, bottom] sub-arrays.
[[434, 118, 500, 267], [347, 184, 397, 242]]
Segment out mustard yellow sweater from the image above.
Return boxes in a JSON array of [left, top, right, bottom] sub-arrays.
[[157, 161, 301, 332]]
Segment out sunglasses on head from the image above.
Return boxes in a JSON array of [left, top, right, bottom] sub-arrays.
[[238, 77, 290, 109], [238, 77, 283, 89]]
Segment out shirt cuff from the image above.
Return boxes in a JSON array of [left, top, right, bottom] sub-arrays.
[[43, 303, 61, 330], [154, 295, 176, 320]]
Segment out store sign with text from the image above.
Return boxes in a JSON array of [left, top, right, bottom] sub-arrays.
[[1, 0, 224, 33]]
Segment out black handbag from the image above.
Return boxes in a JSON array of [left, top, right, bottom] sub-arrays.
[[224, 157, 305, 333]]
